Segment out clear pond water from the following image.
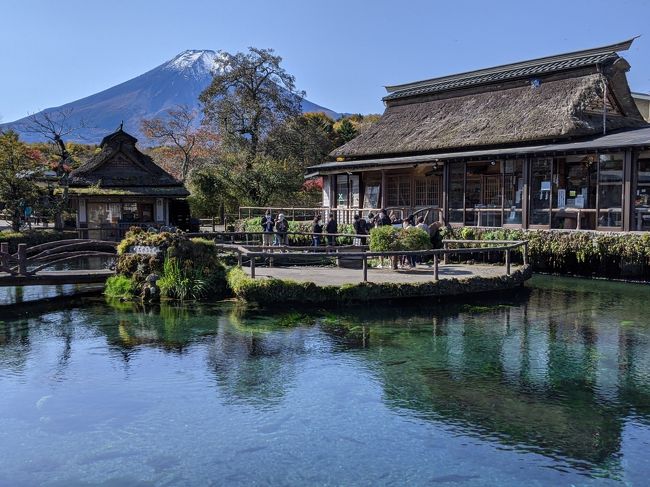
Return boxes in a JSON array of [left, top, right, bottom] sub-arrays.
[[1, 276, 649, 486]]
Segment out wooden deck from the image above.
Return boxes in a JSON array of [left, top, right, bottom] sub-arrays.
[[243, 263, 525, 286], [0, 269, 114, 286]]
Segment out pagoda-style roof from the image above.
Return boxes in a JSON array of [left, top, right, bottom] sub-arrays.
[[69, 127, 189, 197], [331, 39, 648, 160]]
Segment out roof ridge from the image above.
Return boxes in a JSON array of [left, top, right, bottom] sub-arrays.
[[385, 38, 637, 98]]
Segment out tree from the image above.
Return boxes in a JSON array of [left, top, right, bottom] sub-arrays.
[[264, 112, 336, 166], [188, 152, 304, 216], [140, 105, 208, 182], [199, 47, 305, 163], [0, 131, 43, 231], [23, 108, 84, 229], [334, 118, 358, 145]]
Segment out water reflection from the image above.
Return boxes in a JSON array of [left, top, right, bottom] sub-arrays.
[[0, 276, 649, 485]]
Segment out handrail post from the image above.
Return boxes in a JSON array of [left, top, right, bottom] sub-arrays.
[[362, 254, 368, 282], [443, 242, 448, 265], [18, 243, 27, 275], [336, 249, 340, 268], [237, 250, 242, 267], [212, 216, 216, 232], [434, 253, 439, 281], [523, 241, 529, 266], [250, 255, 256, 279], [0, 242, 7, 269], [505, 248, 511, 276]]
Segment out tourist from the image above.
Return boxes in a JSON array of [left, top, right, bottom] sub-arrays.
[[416, 216, 429, 233], [312, 215, 323, 247], [353, 213, 367, 246], [326, 214, 338, 246], [275, 213, 289, 246], [261, 209, 274, 247], [379, 209, 391, 226]]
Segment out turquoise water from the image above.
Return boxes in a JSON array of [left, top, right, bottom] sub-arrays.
[[1, 276, 649, 486]]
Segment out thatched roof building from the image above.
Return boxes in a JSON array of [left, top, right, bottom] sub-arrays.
[[310, 39, 650, 233], [69, 127, 190, 240], [331, 38, 647, 159], [69, 128, 188, 196]]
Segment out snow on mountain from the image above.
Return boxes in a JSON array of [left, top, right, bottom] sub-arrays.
[[2, 50, 340, 143]]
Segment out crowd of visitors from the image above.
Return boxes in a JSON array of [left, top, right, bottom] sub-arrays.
[[259, 209, 445, 255]]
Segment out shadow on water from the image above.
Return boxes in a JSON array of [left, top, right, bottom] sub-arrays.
[[1, 275, 650, 481]]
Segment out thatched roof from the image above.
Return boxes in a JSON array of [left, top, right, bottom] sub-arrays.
[[332, 39, 648, 159], [69, 128, 187, 195]]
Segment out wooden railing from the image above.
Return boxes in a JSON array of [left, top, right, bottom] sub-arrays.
[[215, 238, 529, 283], [0, 239, 117, 276]]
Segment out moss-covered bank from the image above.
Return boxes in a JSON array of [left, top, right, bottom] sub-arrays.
[[226, 265, 532, 305], [445, 227, 650, 279]]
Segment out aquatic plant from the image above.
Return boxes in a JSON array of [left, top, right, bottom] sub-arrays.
[[158, 257, 207, 301], [104, 275, 135, 298]]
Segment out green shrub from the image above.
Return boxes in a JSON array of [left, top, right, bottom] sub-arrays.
[[444, 228, 650, 279], [369, 225, 400, 251], [104, 275, 135, 298], [236, 217, 355, 245], [158, 256, 207, 301], [398, 227, 431, 251]]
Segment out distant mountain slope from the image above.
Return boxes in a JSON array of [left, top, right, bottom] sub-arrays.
[[2, 50, 340, 143]]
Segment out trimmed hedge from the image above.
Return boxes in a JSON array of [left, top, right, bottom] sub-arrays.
[[236, 217, 355, 245], [226, 265, 532, 305], [444, 227, 650, 279], [0, 230, 77, 253]]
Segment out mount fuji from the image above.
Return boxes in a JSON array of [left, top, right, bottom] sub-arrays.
[[2, 50, 341, 143]]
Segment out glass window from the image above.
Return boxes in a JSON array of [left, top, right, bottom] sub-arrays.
[[386, 175, 411, 208], [503, 160, 523, 225], [635, 155, 650, 231], [465, 161, 502, 227], [551, 156, 597, 230], [414, 175, 441, 207], [530, 158, 552, 226], [336, 175, 349, 208], [597, 154, 623, 228], [448, 163, 464, 223]]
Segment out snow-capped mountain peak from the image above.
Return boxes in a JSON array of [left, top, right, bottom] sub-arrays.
[[163, 50, 225, 76]]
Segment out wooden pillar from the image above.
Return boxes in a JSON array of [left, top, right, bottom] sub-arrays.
[[380, 170, 387, 209], [237, 251, 242, 267], [0, 242, 7, 269], [336, 249, 340, 268], [434, 253, 439, 281], [17, 243, 27, 275], [523, 242, 529, 266], [505, 248, 511, 276], [623, 149, 634, 232], [442, 161, 449, 224], [443, 242, 448, 265], [522, 157, 530, 229], [250, 255, 256, 279], [362, 255, 368, 282]]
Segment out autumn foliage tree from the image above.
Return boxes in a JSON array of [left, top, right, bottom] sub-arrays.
[[140, 105, 215, 182], [0, 131, 43, 231]]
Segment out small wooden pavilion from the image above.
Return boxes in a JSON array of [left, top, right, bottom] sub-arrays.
[[309, 39, 650, 232], [68, 127, 189, 240]]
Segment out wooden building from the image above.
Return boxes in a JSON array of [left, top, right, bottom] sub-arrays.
[[309, 39, 650, 231], [69, 127, 189, 240]]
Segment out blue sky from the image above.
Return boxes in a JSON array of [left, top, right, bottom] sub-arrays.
[[1, 0, 649, 122]]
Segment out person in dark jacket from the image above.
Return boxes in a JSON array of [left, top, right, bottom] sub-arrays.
[[261, 210, 274, 247], [326, 214, 338, 246], [312, 215, 323, 246], [353, 213, 368, 245]]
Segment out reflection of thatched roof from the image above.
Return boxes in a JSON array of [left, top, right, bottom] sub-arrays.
[[69, 128, 187, 193], [332, 39, 648, 159]]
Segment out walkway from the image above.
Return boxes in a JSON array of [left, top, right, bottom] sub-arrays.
[[243, 263, 524, 286], [0, 269, 114, 286]]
